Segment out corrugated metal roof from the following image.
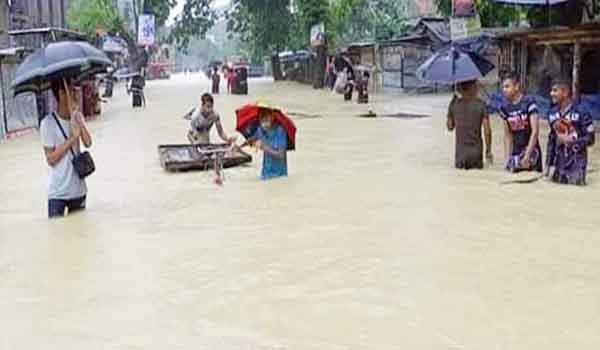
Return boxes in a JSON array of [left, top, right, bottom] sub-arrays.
[[345, 41, 376, 49], [0, 47, 25, 56]]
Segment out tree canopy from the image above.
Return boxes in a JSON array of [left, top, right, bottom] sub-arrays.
[[225, 0, 293, 60], [67, 0, 124, 37]]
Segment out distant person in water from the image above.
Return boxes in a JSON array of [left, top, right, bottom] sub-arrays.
[[211, 66, 220, 94], [446, 80, 493, 169], [545, 79, 595, 185], [187, 93, 235, 145], [499, 72, 543, 173], [241, 109, 288, 180]]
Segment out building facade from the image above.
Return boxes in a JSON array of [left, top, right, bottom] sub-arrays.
[[8, 0, 71, 31], [0, 0, 72, 139]]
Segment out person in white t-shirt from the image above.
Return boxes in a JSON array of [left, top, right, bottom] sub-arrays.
[[40, 79, 93, 218]]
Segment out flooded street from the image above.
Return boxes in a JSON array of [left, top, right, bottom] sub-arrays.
[[1, 74, 600, 349]]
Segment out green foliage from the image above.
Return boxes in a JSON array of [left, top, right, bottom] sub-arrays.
[[67, 0, 125, 37], [225, 0, 411, 56], [226, 0, 293, 59], [144, 0, 177, 27], [526, 0, 584, 28], [169, 0, 217, 50], [435, 0, 519, 27], [327, 0, 409, 50]]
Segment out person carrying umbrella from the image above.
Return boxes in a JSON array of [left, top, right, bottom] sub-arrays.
[[236, 102, 296, 180], [211, 66, 221, 94], [499, 72, 543, 173], [447, 80, 493, 169], [11, 40, 111, 218], [40, 79, 92, 217], [416, 45, 497, 169]]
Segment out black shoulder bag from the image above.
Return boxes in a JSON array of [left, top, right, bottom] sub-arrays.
[[53, 113, 96, 179]]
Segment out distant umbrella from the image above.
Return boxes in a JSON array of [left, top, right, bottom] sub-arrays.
[[11, 41, 111, 96], [416, 46, 495, 85]]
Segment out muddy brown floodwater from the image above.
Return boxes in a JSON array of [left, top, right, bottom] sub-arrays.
[[1, 74, 600, 350]]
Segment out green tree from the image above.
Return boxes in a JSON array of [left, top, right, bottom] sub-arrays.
[[293, 0, 329, 46], [326, 0, 408, 50], [144, 0, 176, 27], [169, 0, 217, 50], [67, 0, 124, 37], [226, 0, 293, 61], [434, 0, 519, 27]]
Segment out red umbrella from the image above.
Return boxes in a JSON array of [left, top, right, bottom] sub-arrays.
[[235, 103, 296, 150]]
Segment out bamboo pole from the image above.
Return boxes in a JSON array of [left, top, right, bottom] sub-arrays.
[[534, 36, 600, 46], [520, 39, 528, 89], [572, 41, 581, 99], [0, 57, 7, 135]]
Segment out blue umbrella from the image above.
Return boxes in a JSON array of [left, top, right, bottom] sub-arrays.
[[11, 41, 111, 96], [416, 46, 495, 84]]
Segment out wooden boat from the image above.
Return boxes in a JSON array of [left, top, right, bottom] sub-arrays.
[[158, 143, 252, 172]]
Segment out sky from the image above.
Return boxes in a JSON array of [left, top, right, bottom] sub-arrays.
[[167, 0, 232, 25]]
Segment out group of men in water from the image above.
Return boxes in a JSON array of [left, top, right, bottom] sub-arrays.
[[447, 72, 595, 185]]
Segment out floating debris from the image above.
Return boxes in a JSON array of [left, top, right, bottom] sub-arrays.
[[287, 111, 323, 119], [357, 111, 430, 119], [499, 175, 543, 185]]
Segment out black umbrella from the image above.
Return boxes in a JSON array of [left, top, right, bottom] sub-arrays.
[[11, 41, 112, 96], [416, 46, 495, 85]]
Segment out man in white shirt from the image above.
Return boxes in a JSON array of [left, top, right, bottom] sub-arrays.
[[40, 79, 93, 218]]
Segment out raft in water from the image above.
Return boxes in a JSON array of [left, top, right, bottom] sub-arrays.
[[158, 143, 252, 172]]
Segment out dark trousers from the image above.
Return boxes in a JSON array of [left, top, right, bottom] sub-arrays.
[[344, 84, 353, 101], [48, 196, 87, 218], [132, 91, 145, 107], [212, 78, 220, 94]]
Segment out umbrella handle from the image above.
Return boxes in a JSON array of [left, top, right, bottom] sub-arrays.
[[62, 78, 74, 115]]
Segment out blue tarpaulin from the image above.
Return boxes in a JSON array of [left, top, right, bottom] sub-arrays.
[[486, 92, 600, 120]]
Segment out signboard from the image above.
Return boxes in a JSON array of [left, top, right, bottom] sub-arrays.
[[138, 14, 155, 46], [310, 23, 325, 47], [450, 15, 482, 40]]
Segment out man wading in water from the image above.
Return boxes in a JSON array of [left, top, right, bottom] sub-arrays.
[[499, 72, 543, 173], [40, 80, 93, 218], [187, 93, 236, 145], [446, 80, 493, 169], [546, 79, 595, 185]]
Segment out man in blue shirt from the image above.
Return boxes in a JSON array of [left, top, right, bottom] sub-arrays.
[[243, 109, 288, 180], [546, 79, 595, 185], [499, 72, 543, 173]]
